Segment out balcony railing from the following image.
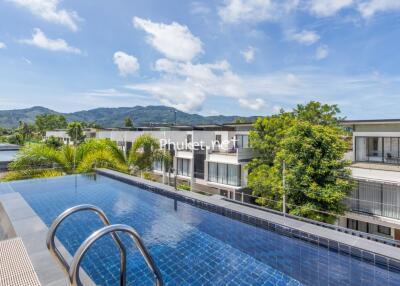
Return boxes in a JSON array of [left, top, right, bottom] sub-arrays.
[[346, 179, 400, 220], [210, 146, 237, 155]]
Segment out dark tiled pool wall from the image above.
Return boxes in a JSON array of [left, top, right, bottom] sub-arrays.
[[226, 197, 400, 248], [97, 170, 400, 273]]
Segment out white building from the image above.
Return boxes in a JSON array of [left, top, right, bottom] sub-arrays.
[[341, 119, 400, 240], [94, 124, 254, 196], [46, 129, 97, 145]]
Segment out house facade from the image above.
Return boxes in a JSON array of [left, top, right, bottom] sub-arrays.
[[93, 123, 254, 196], [341, 119, 400, 240]]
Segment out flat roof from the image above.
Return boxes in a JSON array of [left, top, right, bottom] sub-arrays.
[[342, 119, 400, 125]]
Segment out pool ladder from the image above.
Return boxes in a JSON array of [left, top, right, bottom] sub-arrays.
[[46, 204, 163, 286]]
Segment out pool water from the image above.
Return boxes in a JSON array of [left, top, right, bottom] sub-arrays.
[[7, 174, 400, 286], [0, 150, 17, 162]]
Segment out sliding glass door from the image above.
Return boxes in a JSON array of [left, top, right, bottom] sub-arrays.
[[208, 162, 241, 186]]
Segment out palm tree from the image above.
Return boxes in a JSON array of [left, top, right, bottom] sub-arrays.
[[67, 121, 85, 145], [154, 148, 173, 185], [128, 134, 172, 180], [3, 139, 128, 181]]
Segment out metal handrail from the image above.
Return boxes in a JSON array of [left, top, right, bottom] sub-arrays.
[[46, 204, 127, 285], [69, 224, 163, 286]]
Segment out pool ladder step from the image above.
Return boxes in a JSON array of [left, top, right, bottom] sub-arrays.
[[46, 204, 163, 286]]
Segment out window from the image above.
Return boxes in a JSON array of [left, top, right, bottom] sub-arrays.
[[208, 161, 218, 182], [153, 159, 163, 171], [378, 225, 391, 236], [208, 162, 241, 186], [177, 158, 190, 176], [235, 135, 249, 149], [217, 163, 227, 184], [346, 218, 392, 238], [347, 218, 357, 230], [215, 135, 222, 145], [372, 137, 379, 151], [227, 164, 240, 186]]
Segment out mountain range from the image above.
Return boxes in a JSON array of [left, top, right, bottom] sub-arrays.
[[0, 106, 258, 128]]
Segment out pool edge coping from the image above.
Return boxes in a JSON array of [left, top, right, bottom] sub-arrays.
[[0, 192, 96, 286], [96, 168, 400, 272]]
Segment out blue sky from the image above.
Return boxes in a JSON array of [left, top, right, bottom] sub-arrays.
[[0, 0, 400, 119]]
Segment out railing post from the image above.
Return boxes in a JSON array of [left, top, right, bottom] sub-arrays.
[[282, 161, 286, 216]]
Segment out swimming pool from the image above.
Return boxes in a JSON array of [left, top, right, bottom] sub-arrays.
[[7, 174, 400, 285], [0, 150, 17, 162]]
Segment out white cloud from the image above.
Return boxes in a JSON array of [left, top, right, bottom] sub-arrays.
[[315, 45, 329, 60], [286, 73, 301, 85], [126, 58, 256, 112], [190, 2, 211, 14], [308, 0, 353, 17], [0, 42, 6, 49], [130, 82, 206, 112], [81, 88, 148, 98], [239, 98, 266, 110], [358, 0, 400, 18], [22, 57, 32, 64], [286, 30, 320, 45], [20, 28, 81, 54], [113, 51, 139, 76], [7, 0, 80, 31], [133, 17, 203, 62], [241, 46, 255, 63], [219, 0, 299, 23]]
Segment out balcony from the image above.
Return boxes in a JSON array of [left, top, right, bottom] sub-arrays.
[[355, 136, 400, 165], [209, 146, 254, 163], [345, 178, 400, 220]]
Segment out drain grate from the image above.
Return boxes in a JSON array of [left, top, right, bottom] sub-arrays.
[[0, 238, 41, 286]]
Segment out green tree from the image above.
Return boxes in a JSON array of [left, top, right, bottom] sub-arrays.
[[234, 117, 247, 124], [17, 121, 36, 142], [3, 139, 128, 181], [128, 134, 171, 178], [45, 136, 63, 149], [248, 101, 352, 223], [276, 121, 352, 223], [249, 112, 293, 167], [128, 134, 160, 173], [35, 114, 67, 135], [67, 121, 85, 145], [124, 117, 134, 128], [6, 133, 24, 145], [293, 101, 343, 126]]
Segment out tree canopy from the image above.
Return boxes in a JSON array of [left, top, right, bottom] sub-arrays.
[[67, 121, 85, 145], [124, 117, 134, 128], [128, 134, 161, 172], [3, 139, 128, 181], [248, 101, 352, 223], [35, 114, 67, 135]]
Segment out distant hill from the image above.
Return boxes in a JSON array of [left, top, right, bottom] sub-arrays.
[[0, 106, 258, 128]]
